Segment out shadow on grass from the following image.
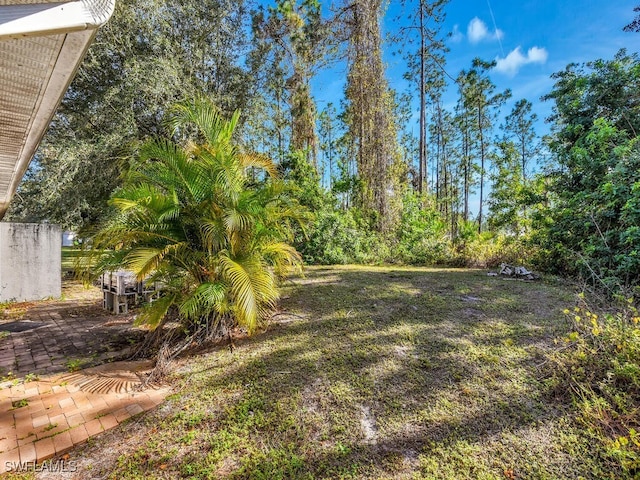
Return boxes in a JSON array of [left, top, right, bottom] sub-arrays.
[[155, 267, 588, 479]]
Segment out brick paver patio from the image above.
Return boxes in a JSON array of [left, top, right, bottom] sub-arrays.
[[0, 288, 170, 473], [0, 296, 144, 378], [0, 377, 169, 473]]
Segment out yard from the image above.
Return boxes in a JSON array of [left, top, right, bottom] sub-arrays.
[[14, 265, 609, 479], [61, 248, 85, 276]]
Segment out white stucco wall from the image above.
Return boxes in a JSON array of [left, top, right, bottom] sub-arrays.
[[0, 223, 61, 302]]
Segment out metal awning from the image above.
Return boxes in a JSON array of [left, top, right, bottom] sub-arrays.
[[0, 0, 115, 219]]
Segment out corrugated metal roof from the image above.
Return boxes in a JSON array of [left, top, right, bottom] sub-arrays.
[[0, 0, 115, 219]]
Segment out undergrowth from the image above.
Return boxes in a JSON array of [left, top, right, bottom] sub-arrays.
[[550, 293, 640, 477]]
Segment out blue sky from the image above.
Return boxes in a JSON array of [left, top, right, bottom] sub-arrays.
[[306, 0, 639, 214], [313, 0, 639, 139], [435, 0, 638, 132]]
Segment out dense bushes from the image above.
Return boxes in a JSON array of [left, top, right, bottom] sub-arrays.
[[297, 206, 389, 264], [394, 193, 450, 265], [550, 296, 640, 476], [293, 187, 530, 268], [538, 124, 640, 291], [537, 51, 640, 293], [452, 229, 529, 268]]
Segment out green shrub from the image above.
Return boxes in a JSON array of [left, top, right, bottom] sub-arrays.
[[550, 295, 640, 476], [394, 192, 451, 265], [454, 231, 531, 268], [86, 98, 307, 335], [539, 121, 640, 292], [297, 206, 388, 265], [297, 191, 534, 268]]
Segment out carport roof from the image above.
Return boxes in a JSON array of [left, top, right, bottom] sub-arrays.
[[0, 0, 115, 219]]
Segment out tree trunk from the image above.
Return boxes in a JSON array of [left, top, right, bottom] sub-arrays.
[[521, 139, 526, 181], [477, 106, 485, 233], [418, 1, 426, 195], [463, 118, 469, 222]]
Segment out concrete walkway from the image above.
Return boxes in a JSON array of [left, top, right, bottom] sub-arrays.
[[0, 287, 169, 473]]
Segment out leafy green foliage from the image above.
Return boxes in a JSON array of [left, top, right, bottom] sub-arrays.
[[537, 50, 640, 291], [395, 192, 449, 264], [6, 0, 253, 230], [551, 297, 640, 475], [543, 50, 640, 147], [487, 141, 544, 236], [487, 141, 526, 234], [298, 206, 388, 265], [541, 122, 640, 290], [452, 226, 528, 268], [86, 98, 308, 334], [294, 187, 526, 267]]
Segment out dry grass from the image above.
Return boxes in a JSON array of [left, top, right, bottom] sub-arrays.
[[23, 265, 612, 479]]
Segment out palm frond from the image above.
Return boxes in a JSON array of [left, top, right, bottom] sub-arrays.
[[200, 219, 226, 253], [168, 97, 230, 149], [140, 141, 204, 198], [240, 152, 278, 178], [219, 252, 278, 333], [179, 282, 227, 321], [135, 293, 177, 329], [261, 242, 303, 265], [123, 243, 184, 280], [223, 208, 255, 234]]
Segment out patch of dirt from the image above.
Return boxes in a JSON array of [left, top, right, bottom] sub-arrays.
[[215, 457, 241, 477], [302, 377, 323, 414], [393, 345, 411, 358], [460, 295, 482, 302], [402, 449, 420, 470], [463, 307, 485, 318], [360, 404, 378, 444]]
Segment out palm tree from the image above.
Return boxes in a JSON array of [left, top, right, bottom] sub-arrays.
[[88, 97, 308, 339]]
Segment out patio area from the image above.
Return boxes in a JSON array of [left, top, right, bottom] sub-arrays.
[[0, 284, 169, 473]]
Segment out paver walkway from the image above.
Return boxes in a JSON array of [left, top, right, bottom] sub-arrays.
[[0, 297, 144, 378], [0, 376, 169, 473], [0, 286, 170, 474]]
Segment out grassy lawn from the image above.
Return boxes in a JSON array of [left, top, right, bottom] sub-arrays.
[[33, 265, 608, 479], [61, 247, 83, 273]]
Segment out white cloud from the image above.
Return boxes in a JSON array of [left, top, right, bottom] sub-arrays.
[[450, 24, 464, 43], [467, 17, 503, 44], [527, 46, 548, 63], [494, 46, 549, 76]]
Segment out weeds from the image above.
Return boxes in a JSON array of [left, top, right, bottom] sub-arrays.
[[0, 370, 15, 383], [65, 358, 85, 372], [551, 294, 640, 476], [11, 399, 28, 409], [23, 373, 39, 383]]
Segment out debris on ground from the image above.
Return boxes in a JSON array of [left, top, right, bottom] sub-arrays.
[[488, 263, 540, 280]]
